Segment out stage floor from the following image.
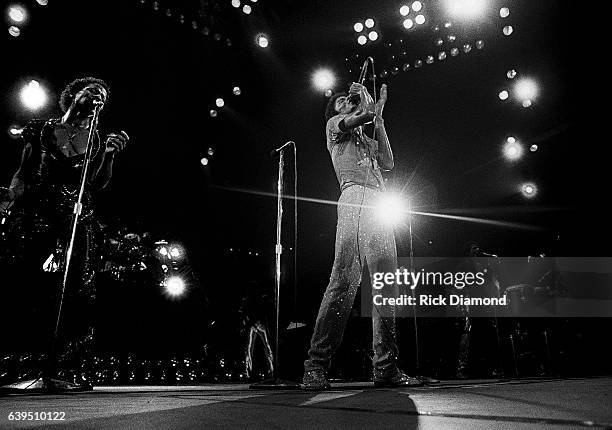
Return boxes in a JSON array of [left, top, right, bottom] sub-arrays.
[[1, 377, 611, 429]]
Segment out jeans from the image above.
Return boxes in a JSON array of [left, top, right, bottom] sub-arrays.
[[304, 185, 399, 378]]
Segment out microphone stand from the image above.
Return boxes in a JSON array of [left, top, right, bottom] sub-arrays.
[[1, 101, 104, 393], [250, 145, 299, 389]]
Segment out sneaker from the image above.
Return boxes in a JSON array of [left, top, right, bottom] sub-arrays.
[[373, 371, 423, 388], [302, 369, 331, 391]]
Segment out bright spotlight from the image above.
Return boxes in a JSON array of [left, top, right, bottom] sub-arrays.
[[503, 140, 523, 161], [242, 4, 251, 14], [530, 144, 538, 152], [8, 125, 23, 138], [36, 0, 48, 4], [446, 0, 487, 19], [399, 5, 410, 16], [209, 109, 218, 118], [215, 98, 225, 107], [256, 34, 268, 48], [8, 5, 26, 23], [521, 182, 538, 199], [201, 157, 209, 166], [514, 78, 538, 102], [500, 7, 510, 18], [164, 275, 186, 297], [499, 90, 509, 100], [522, 99, 532, 108], [375, 192, 408, 226], [368, 30, 378, 41], [403, 18, 414, 29], [503, 25, 513, 36], [507, 136, 516, 144], [312, 69, 336, 92], [159, 247, 168, 256], [507, 69, 517, 79], [365, 18, 375, 28], [170, 246, 182, 258], [20, 80, 48, 111], [412, 1, 423, 12], [8, 25, 20, 37], [354, 22, 363, 32], [415, 14, 425, 25], [231, 0, 240, 8], [233, 86, 241, 96], [357, 35, 367, 45]]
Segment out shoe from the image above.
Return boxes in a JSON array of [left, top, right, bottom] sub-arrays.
[[373, 371, 423, 388], [302, 369, 331, 391]]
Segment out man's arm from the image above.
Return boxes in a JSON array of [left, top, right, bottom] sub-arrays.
[[92, 131, 128, 189], [374, 84, 394, 170], [340, 84, 376, 131]]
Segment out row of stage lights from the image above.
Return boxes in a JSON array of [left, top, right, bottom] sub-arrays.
[[231, 0, 258, 16], [7, 2, 47, 38]]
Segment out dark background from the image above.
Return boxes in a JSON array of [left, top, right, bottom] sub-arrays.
[[0, 0, 608, 378]]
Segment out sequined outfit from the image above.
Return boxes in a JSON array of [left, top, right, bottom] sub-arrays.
[[304, 114, 400, 378]]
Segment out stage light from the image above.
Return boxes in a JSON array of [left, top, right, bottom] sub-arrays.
[[36, 0, 48, 5], [209, 109, 218, 118], [403, 18, 414, 29], [414, 59, 423, 68], [354, 22, 363, 32], [450, 47, 459, 56], [503, 25, 513, 36], [503, 140, 523, 161], [357, 35, 367, 45], [159, 247, 168, 256], [436, 38, 443, 46], [231, 0, 240, 8], [207, 147, 215, 156], [242, 5, 251, 14], [438, 51, 447, 61], [8, 5, 26, 23], [170, 246, 181, 258], [412, 1, 423, 12], [233, 86, 241, 96], [8, 26, 20, 37], [215, 98, 225, 107], [521, 182, 537, 199], [312, 69, 336, 92], [8, 125, 23, 138], [530, 144, 538, 152], [476, 40, 484, 49], [446, 0, 487, 19], [20, 80, 48, 111], [325, 89, 333, 97], [522, 99, 532, 108], [447, 35, 456, 42], [415, 14, 425, 25], [368, 30, 378, 41], [400, 5, 410, 16], [201, 157, 209, 166], [500, 7, 510, 18], [365, 18, 375, 28], [375, 192, 408, 226], [402, 62, 410, 72], [426, 55, 434, 64], [256, 34, 268, 48], [164, 275, 186, 298], [507, 69, 517, 79], [514, 78, 538, 102]]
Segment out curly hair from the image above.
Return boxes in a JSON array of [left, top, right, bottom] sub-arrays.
[[325, 92, 347, 123], [59, 77, 110, 113]]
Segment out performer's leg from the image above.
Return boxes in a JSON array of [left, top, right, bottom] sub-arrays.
[[361, 189, 400, 378], [304, 187, 363, 373]]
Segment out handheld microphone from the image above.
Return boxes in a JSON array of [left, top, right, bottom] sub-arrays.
[[349, 57, 374, 104]]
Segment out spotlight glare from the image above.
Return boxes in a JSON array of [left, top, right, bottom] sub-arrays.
[[376, 193, 408, 226], [164, 275, 186, 297], [215, 98, 224, 107], [201, 157, 209, 166], [403, 18, 414, 29], [500, 7, 510, 18], [8, 5, 26, 23], [412, 1, 423, 12], [231, 0, 240, 8], [233, 86, 241, 96], [20, 80, 48, 111], [8, 125, 23, 138], [325, 89, 333, 98], [357, 35, 367, 45], [159, 247, 168, 256], [507, 69, 517, 79], [354, 22, 364, 32], [209, 109, 218, 118], [503, 140, 523, 161], [522, 99, 532, 108], [365, 18, 375, 28], [514, 78, 538, 102], [170, 246, 181, 258], [503, 25, 513, 36], [256, 34, 268, 48], [312, 69, 336, 92], [530, 144, 538, 152], [521, 182, 538, 199], [507, 136, 516, 144], [36, 0, 48, 5], [242, 4, 251, 14], [368, 30, 378, 41], [415, 14, 425, 25], [399, 5, 410, 16], [498, 90, 509, 100], [446, 0, 487, 19]]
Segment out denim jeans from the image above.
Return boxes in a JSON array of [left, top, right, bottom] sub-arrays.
[[304, 185, 399, 378]]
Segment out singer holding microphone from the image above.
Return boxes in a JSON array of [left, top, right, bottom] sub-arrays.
[[302, 74, 422, 390], [0, 77, 128, 387]]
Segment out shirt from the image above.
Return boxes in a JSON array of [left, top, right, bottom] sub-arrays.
[[326, 113, 385, 192]]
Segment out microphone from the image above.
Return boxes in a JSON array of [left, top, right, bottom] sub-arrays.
[[269, 141, 294, 158], [349, 57, 374, 104]]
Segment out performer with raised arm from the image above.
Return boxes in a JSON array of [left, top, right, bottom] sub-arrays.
[[302, 82, 421, 390]]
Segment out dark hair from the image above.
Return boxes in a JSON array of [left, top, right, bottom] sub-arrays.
[[325, 92, 347, 123], [59, 77, 110, 113]]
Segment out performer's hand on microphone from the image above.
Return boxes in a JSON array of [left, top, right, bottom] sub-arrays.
[[105, 131, 129, 154]]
